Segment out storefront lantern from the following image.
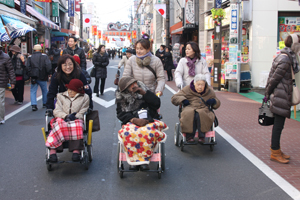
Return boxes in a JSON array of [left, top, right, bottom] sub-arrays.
[[113, 32, 116, 36], [116, 32, 119, 36], [109, 32, 112, 35]]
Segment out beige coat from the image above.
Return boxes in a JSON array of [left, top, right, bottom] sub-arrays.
[[53, 91, 90, 120], [123, 55, 165, 93], [171, 83, 220, 133], [118, 55, 128, 68]]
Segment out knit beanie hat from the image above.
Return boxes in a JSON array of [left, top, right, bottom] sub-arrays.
[[9, 45, 21, 53], [65, 79, 85, 94], [73, 54, 81, 65], [118, 77, 137, 92]]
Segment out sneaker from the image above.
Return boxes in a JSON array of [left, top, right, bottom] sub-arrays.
[[43, 104, 47, 108], [14, 101, 18, 104], [0, 120, 5, 124], [18, 102, 23, 105], [72, 153, 80, 162], [32, 105, 38, 111], [48, 154, 58, 163]]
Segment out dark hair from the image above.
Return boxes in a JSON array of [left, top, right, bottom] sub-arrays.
[[186, 41, 201, 59], [135, 34, 151, 50], [51, 44, 57, 48], [285, 35, 300, 47], [97, 45, 105, 54], [160, 45, 165, 49], [56, 54, 81, 84], [69, 36, 77, 43]]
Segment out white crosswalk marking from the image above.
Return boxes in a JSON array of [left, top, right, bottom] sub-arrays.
[[92, 87, 116, 108]]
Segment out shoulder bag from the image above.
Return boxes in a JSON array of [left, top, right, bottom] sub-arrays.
[[258, 101, 274, 126], [86, 110, 100, 132], [145, 65, 157, 79], [90, 66, 96, 77], [291, 66, 300, 105]]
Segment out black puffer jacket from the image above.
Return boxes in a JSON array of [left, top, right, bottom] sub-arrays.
[[92, 52, 109, 79], [0, 51, 16, 88], [265, 48, 294, 118], [49, 48, 60, 64], [25, 52, 52, 81], [164, 52, 174, 71], [62, 45, 86, 70]]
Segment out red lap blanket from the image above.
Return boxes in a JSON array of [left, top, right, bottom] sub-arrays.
[[45, 117, 84, 148], [118, 120, 168, 165]]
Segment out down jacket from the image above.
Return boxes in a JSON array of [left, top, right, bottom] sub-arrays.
[[26, 52, 52, 81], [92, 52, 109, 79], [0, 51, 16, 88], [62, 45, 87, 70], [123, 55, 165, 93], [53, 91, 90, 120], [175, 57, 210, 88], [171, 82, 220, 133], [265, 48, 294, 118]]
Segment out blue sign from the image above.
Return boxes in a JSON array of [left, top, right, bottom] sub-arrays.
[[20, 0, 26, 14], [216, 0, 222, 8], [68, 0, 75, 17], [231, 9, 237, 30], [51, 37, 64, 41]]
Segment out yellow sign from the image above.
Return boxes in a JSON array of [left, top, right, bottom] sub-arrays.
[[279, 41, 285, 50]]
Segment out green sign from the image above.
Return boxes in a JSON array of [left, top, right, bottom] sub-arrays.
[[52, 2, 59, 17], [0, 0, 15, 8]]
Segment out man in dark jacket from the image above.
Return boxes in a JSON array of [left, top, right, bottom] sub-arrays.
[[62, 36, 87, 70], [26, 44, 52, 111], [49, 44, 60, 74], [0, 45, 16, 124]]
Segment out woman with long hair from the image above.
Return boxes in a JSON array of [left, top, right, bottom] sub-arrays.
[[92, 45, 109, 96]]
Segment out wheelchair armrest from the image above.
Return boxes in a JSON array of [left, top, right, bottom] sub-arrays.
[[45, 109, 53, 117]]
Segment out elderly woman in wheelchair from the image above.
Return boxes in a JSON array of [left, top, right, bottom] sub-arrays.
[[45, 79, 90, 163], [171, 74, 220, 144], [116, 77, 167, 172]]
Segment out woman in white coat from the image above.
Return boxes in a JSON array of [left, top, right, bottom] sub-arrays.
[[175, 41, 210, 88]]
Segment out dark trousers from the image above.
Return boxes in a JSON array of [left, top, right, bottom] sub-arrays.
[[167, 69, 173, 80], [94, 78, 106, 94], [186, 112, 204, 139], [56, 139, 84, 152], [11, 80, 24, 102], [271, 113, 286, 150]]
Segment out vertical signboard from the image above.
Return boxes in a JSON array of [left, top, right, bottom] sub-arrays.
[[0, 0, 15, 7], [52, 2, 59, 17], [20, 0, 26, 14], [75, 0, 81, 12], [68, 0, 75, 17], [92, 26, 97, 36], [184, 0, 195, 28], [230, 4, 238, 44]]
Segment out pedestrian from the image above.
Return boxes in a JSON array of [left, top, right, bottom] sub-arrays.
[[122, 46, 127, 55], [118, 49, 133, 69], [112, 48, 116, 60], [123, 33, 165, 95], [175, 41, 210, 88], [10, 45, 26, 105], [46, 54, 93, 110], [26, 44, 52, 111], [92, 45, 109, 96], [264, 34, 300, 164], [62, 36, 87, 70], [155, 45, 165, 66], [164, 46, 174, 81], [49, 44, 60, 74], [0, 45, 16, 124]]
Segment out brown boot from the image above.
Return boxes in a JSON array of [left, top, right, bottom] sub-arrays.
[[270, 149, 289, 164], [280, 149, 290, 160]]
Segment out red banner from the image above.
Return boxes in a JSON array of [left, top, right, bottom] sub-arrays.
[[92, 26, 97, 36], [98, 30, 101, 39], [75, 0, 81, 12], [132, 30, 136, 39], [35, 0, 52, 2]]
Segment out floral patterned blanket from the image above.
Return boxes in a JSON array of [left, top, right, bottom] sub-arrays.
[[118, 120, 168, 165]]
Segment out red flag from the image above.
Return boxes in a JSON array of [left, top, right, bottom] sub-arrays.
[[75, 0, 81, 12]]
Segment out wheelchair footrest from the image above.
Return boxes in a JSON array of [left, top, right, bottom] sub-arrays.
[[200, 141, 217, 145], [119, 152, 162, 162]]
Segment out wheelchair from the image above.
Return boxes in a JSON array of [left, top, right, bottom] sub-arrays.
[[174, 104, 217, 152], [41, 110, 94, 171]]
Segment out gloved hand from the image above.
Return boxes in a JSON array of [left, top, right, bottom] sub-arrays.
[[132, 87, 146, 95], [182, 99, 190, 106], [206, 98, 216, 106], [132, 118, 149, 127], [263, 96, 268, 103], [177, 84, 183, 89], [46, 109, 53, 117], [65, 112, 77, 122]]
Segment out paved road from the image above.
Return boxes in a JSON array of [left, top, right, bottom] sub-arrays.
[[0, 58, 292, 200]]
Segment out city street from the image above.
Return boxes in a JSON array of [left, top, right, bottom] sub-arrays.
[[0, 58, 296, 200]]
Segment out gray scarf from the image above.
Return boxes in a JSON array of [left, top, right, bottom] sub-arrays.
[[282, 47, 300, 73]]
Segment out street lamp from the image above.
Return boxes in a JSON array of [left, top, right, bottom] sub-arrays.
[[79, 2, 84, 47]]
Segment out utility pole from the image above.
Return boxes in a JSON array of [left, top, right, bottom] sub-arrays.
[[79, 2, 84, 48], [213, 0, 222, 90], [166, 0, 170, 47]]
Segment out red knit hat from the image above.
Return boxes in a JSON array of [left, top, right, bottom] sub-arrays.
[[73, 55, 80, 65], [65, 79, 85, 94]]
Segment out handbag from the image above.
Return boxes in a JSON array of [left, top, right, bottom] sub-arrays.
[[258, 101, 274, 126], [90, 67, 96, 77], [86, 110, 100, 132], [114, 69, 120, 85], [291, 66, 300, 105]]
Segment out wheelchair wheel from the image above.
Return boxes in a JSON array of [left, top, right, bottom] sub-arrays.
[[210, 144, 214, 152], [88, 145, 93, 162], [117, 142, 124, 178], [174, 123, 180, 146], [161, 143, 165, 171], [84, 154, 89, 170], [157, 165, 162, 179], [47, 163, 52, 171], [180, 140, 184, 151]]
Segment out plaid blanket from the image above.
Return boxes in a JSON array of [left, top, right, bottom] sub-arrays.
[[45, 117, 84, 148], [118, 120, 168, 165]]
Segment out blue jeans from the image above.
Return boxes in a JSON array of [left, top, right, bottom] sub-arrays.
[[30, 80, 48, 106]]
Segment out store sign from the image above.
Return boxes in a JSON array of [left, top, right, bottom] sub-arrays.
[[225, 62, 238, 80], [184, 0, 195, 28], [278, 17, 300, 41], [52, 2, 59, 17], [68, 0, 75, 17], [0, 0, 15, 7], [75, 0, 80, 12], [21, 42, 27, 55], [35, 0, 52, 2], [51, 37, 64, 41], [20, 0, 26, 14], [230, 4, 238, 44]]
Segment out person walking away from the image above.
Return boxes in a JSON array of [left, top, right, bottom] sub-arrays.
[[0, 45, 15, 124], [123, 34, 165, 95], [92, 45, 109, 96], [10, 45, 26, 105], [164, 47, 174, 81], [26, 44, 52, 111], [175, 41, 210, 88], [118, 49, 133, 70], [49, 44, 60, 74], [112, 48, 116, 60], [155, 45, 165, 66], [62, 36, 87, 70], [264, 34, 300, 164]]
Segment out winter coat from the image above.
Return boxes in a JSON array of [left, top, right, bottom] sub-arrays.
[[49, 48, 61, 64], [62, 45, 87, 70], [155, 49, 165, 65], [265, 49, 294, 118], [54, 91, 90, 120], [11, 53, 26, 76], [171, 82, 220, 133], [0, 51, 16, 88], [164, 52, 174, 71], [175, 57, 210, 88], [118, 55, 128, 68], [25, 51, 52, 81], [46, 72, 93, 110], [92, 52, 109, 79], [123, 55, 165, 93]]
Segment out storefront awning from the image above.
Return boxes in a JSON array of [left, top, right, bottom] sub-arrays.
[[51, 31, 69, 37], [0, 3, 38, 25], [171, 27, 184, 34], [14, 0, 59, 30], [170, 21, 183, 35], [0, 17, 10, 42]]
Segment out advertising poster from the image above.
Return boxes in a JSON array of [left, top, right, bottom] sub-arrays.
[[278, 17, 300, 41], [225, 62, 238, 79]]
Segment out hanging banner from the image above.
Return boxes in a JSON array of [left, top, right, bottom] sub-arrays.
[[83, 14, 92, 28], [154, 4, 166, 18], [35, 0, 52, 2], [0, 18, 9, 41], [20, 0, 26, 14], [98, 30, 101, 39], [184, 0, 195, 28], [75, 0, 81, 12], [132, 30, 136, 39], [92, 26, 97, 36], [52, 2, 59, 17], [68, 0, 75, 17]]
